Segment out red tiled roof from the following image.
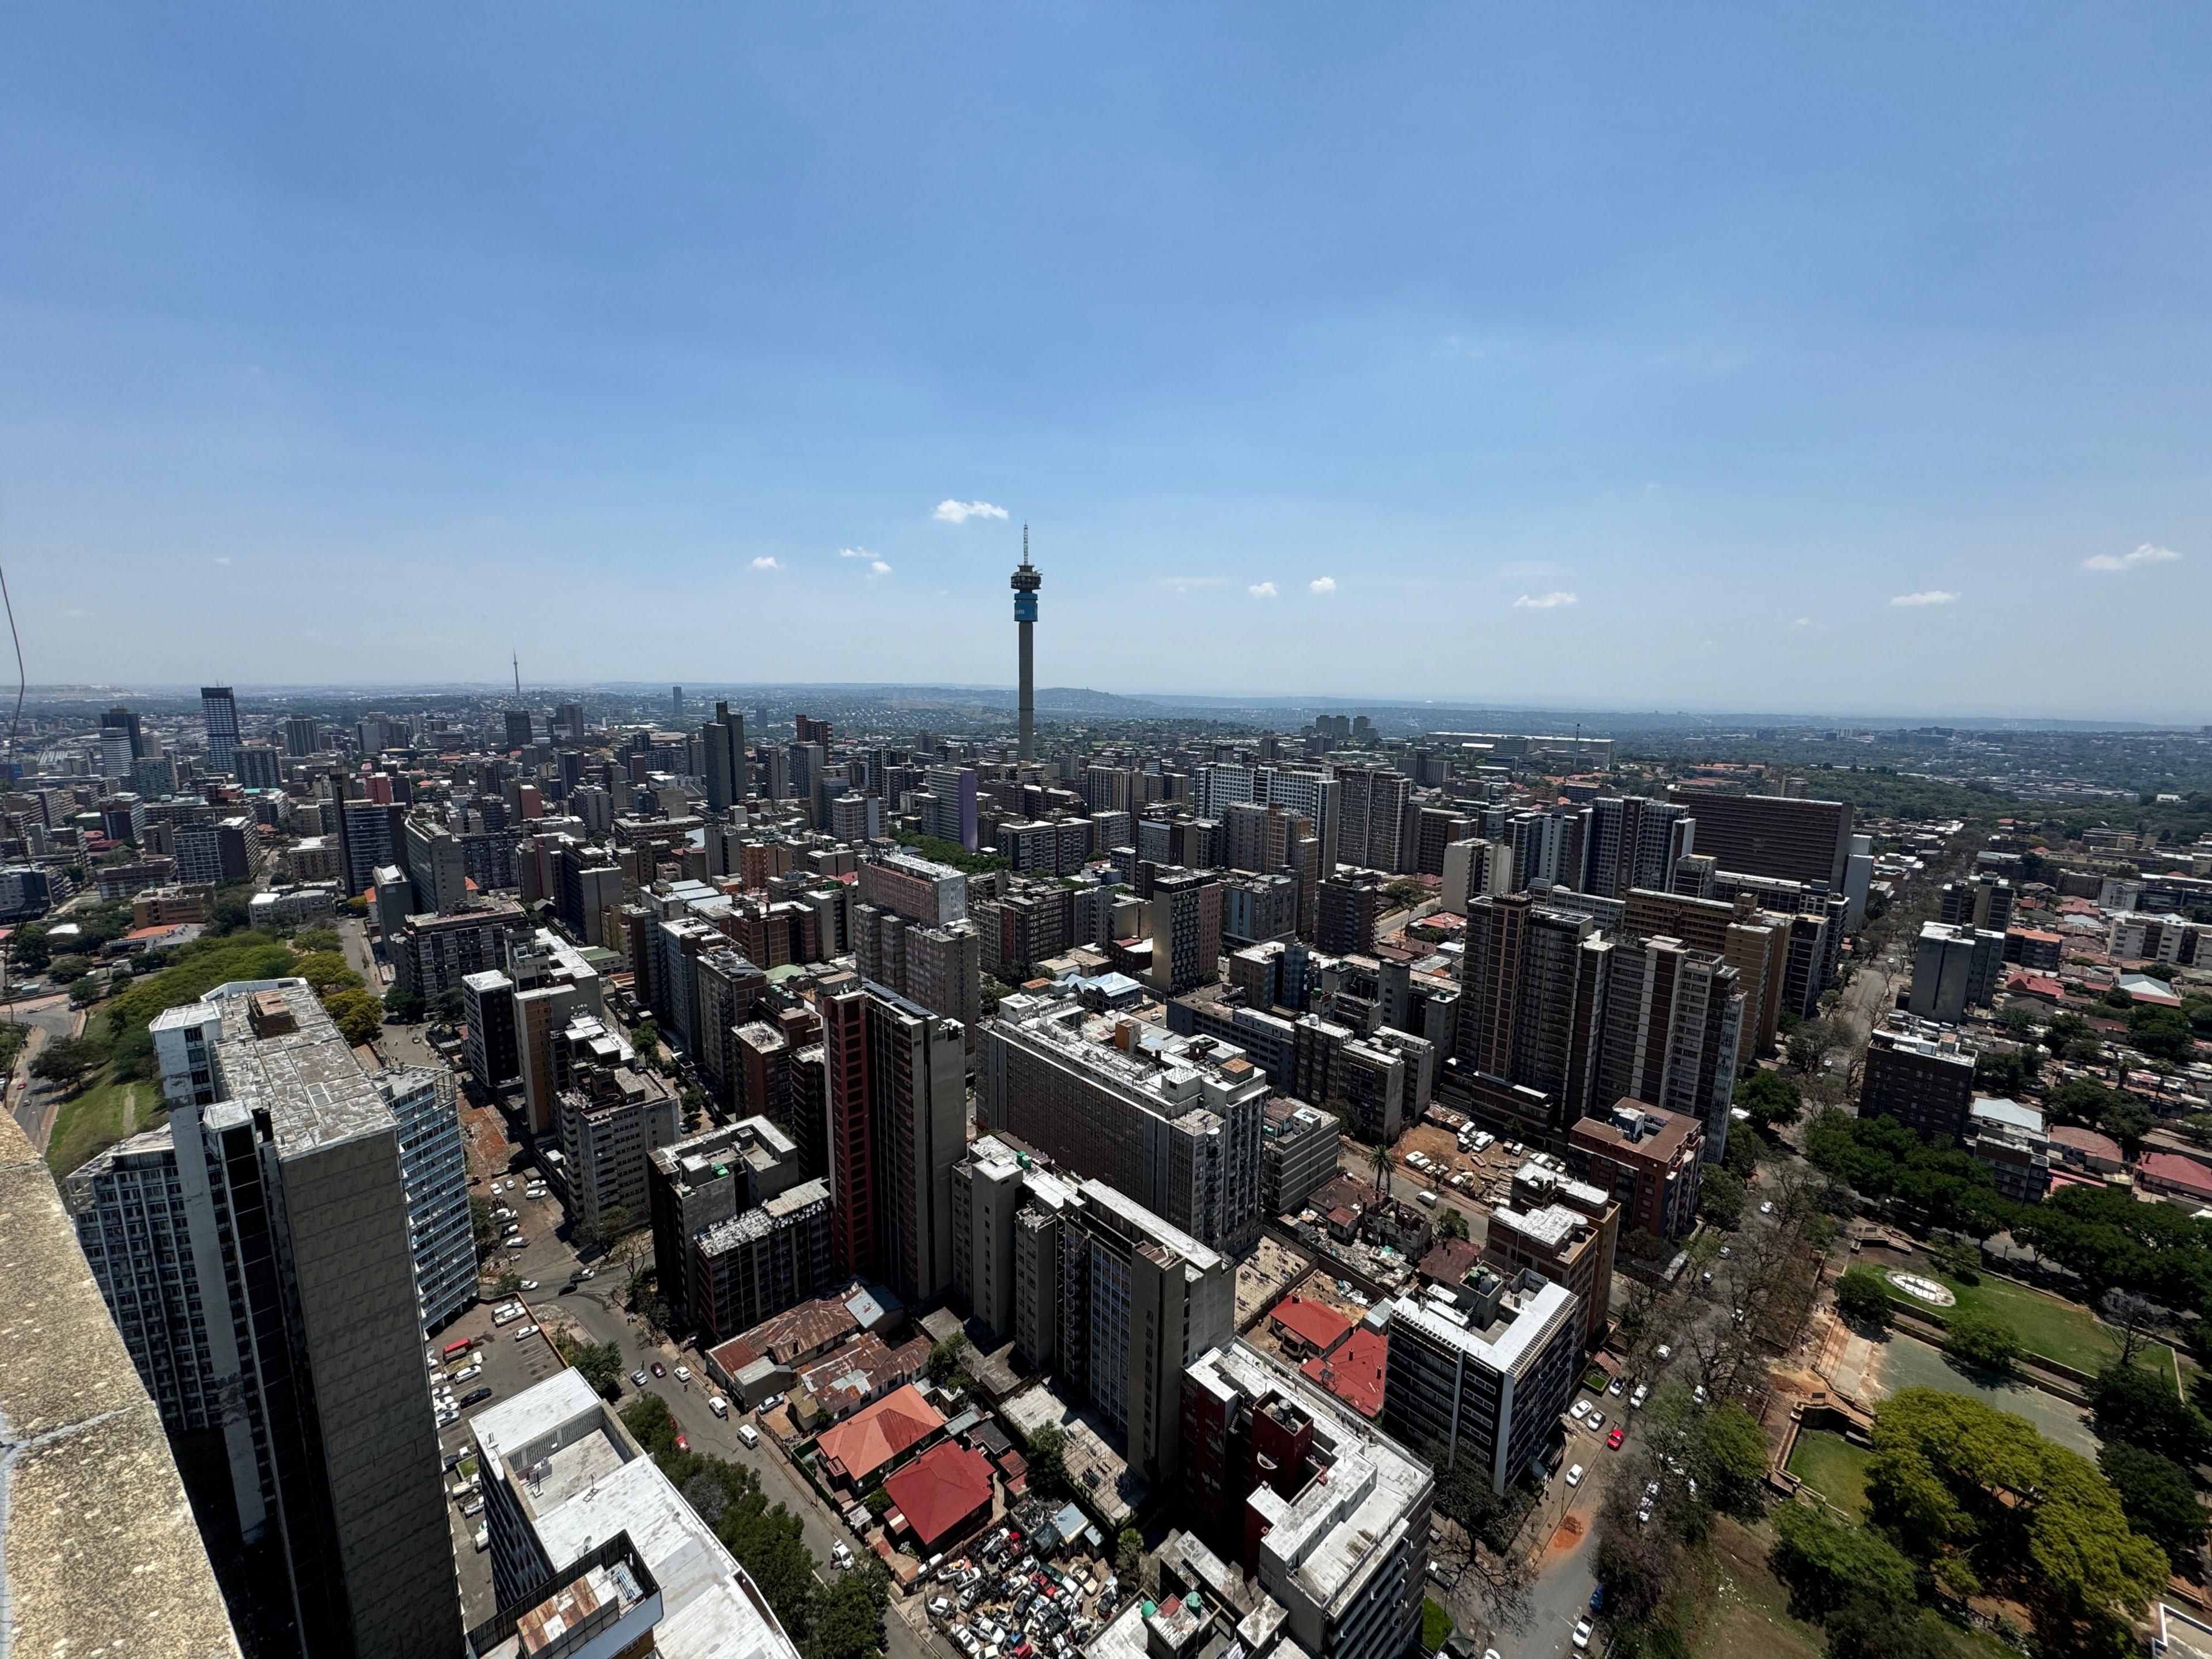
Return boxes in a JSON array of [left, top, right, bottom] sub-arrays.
[[1270, 1296, 1354, 1353], [2047, 1125, 2123, 1163], [1417, 1238, 1482, 1285], [882, 1440, 996, 1552], [2138, 1152, 2212, 1200], [815, 1384, 944, 1486], [1302, 1326, 1388, 1419], [2005, 973, 2064, 999]]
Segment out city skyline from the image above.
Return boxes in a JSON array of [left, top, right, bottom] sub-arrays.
[[2, 6, 2207, 717]]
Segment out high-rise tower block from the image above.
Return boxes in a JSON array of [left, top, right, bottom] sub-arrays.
[[1012, 527, 1041, 762]]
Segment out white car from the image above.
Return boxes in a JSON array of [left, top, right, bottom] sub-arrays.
[[709, 1395, 730, 1418], [674, 1365, 691, 1382], [1630, 1383, 1649, 1408], [1587, 1411, 1605, 1431], [737, 1424, 760, 1449], [1760, 1200, 1774, 1216], [452, 1363, 483, 1384], [505, 1237, 527, 1251], [518, 1279, 539, 1291], [474, 1524, 490, 1552], [1636, 1504, 1652, 1527], [1693, 1385, 1709, 1405], [1564, 1464, 1584, 1487], [460, 1496, 484, 1517], [1607, 1376, 1625, 1396], [1655, 1344, 1672, 1362], [1573, 1618, 1592, 1650], [1569, 1399, 1593, 1421], [514, 1324, 538, 1340]]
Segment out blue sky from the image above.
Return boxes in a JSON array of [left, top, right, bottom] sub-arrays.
[[2, 5, 2208, 718]]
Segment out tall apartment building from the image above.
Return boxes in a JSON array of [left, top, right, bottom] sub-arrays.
[[175, 815, 264, 885], [1290, 1014, 1417, 1146], [1440, 836, 1510, 915], [1567, 1099, 1705, 1241], [853, 904, 982, 1051], [1860, 1025, 1979, 1143], [1411, 805, 1477, 878], [1178, 1343, 1434, 1659], [1908, 921, 2006, 1024], [1480, 1163, 1618, 1350], [950, 1139, 1234, 1483], [1380, 1270, 1581, 1493], [463, 967, 520, 1089], [646, 1116, 812, 1323], [1263, 1099, 1343, 1214], [1582, 796, 1696, 899], [71, 980, 463, 1657], [1939, 874, 2016, 934], [821, 980, 967, 1305], [1620, 887, 1787, 1062], [918, 764, 980, 850], [1499, 805, 1586, 892], [1452, 894, 1611, 1133], [200, 685, 241, 773], [1664, 787, 1853, 889], [1146, 865, 1222, 996], [1594, 935, 1743, 1165], [980, 986, 1269, 1252], [1316, 873, 1383, 956], [1335, 765, 1411, 873], [857, 849, 969, 926], [1221, 870, 1301, 948], [471, 1369, 802, 1659], [402, 817, 471, 913], [556, 1064, 681, 1243], [393, 898, 524, 1000], [699, 700, 748, 814], [338, 796, 404, 895]]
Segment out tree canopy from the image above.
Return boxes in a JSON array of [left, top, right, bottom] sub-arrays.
[[2096, 1442, 2209, 1569], [2088, 1362, 2212, 1463], [1805, 1111, 2017, 1238], [1941, 1309, 2021, 1374], [1770, 1503, 1916, 1622], [2013, 1183, 2212, 1310], [1734, 1069, 1804, 1130], [1834, 1267, 1893, 1331], [1867, 1388, 2166, 1651]]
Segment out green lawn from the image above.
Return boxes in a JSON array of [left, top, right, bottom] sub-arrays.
[[1912, 1270, 2180, 1385], [1418, 1597, 1452, 1653], [44, 1067, 155, 1178], [1786, 1429, 1873, 1520]]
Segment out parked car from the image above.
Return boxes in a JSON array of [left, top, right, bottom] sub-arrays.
[[460, 1385, 494, 1407], [452, 1363, 483, 1383], [1694, 1385, 1709, 1406], [737, 1424, 760, 1449], [675, 1434, 689, 1452], [1607, 1376, 1625, 1396], [518, 1279, 538, 1291], [1564, 1464, 1584, 1487], [513, 1324, 537, 1340], [651, 1361, 667, 1378], [1573, 1618, 1592, 1650], [474, 1525, 489, 1552], [461, 1495, 484, 1517], [1569, 1399, 1593, 1421], [675, 1365, 691, 1382], [1630, 1382, 1649, 1408], [1587, 1411, 1605, 1431], [631, 1369, 649, 1388], [1607, 1428, 1624, 1450], [709, 1395, 730, 1418]]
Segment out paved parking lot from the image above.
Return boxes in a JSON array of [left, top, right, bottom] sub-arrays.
[[429, 1298, 568, 1627]]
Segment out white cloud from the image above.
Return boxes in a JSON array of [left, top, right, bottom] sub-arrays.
[[838, 546, 871, 559], [214, 556, 232, 566], [749, 556, 782, 570], [1889, 590, 1960, 607], [1791, 616, 1813, 628], [2082, 542, 2181, 573], [932, 499, 1008, 524], [869, 559, 892, 577], [1309, 576, 1338, 595], [1512, 590, 1577, 609], [1248, 582, 1278, 599]]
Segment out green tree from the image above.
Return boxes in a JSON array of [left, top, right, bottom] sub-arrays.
[[1434, 1205, 1469, 1241], [2100, 1097, 2154, 1157], [2042, 1012, 2096, 1056], [1821, 1594, 1957, 1659], [1699, 1168, 1747, 1229], [1734, 1069, 1803, 1130], [293, 927, 342, 955], [319, 986, 384, 1045], [634, 1017, 663, 1067], [384, 987, 427, 1024], [1834, 1267, 1893, 1331], [1868, 1388, 2167, 1652], [2130, 1004, 2197, 1062], [807, 1562, 889, 1659], [1694, 1403, 1770, 1518], [1025, 1425, 1070, 1498], [69, 975, 104, 1006], [46, 953, 93, 984], [31, 1036, 107, 1086], [1942, 1309, 2021, 1374], [1769, 1502, 1916, 1621], [1115, 1528, 1144, 1578], [2089, 1362, 2212, 1463], [927, 1334, 972, 1381], [471, 1194, 496, 1256], [496, 1269, 522, 1296], [2097, 1442, 2210, 1569], [293, 949, 362, 994], [209, 885, 255, 935]]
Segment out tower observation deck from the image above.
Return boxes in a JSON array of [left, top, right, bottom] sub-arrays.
[[1012, 527, 1040, 762]]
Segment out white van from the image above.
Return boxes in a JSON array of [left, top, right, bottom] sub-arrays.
[[1416, 1190, 1438, 1207], [709, 1396, 730, 1418], [737, 1423, 760, 1449]]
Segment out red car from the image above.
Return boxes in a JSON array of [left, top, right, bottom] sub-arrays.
[[651, 1362, 667, 1378], [676, 1434, 690, 1452], [1606, 1427, 1625, 1450]]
